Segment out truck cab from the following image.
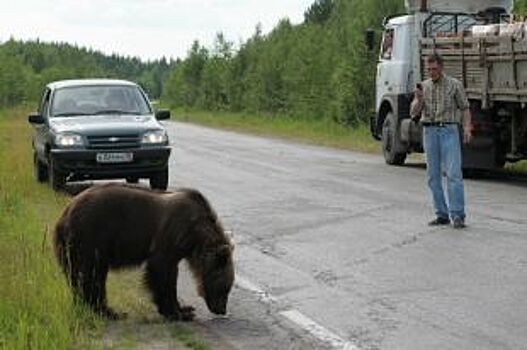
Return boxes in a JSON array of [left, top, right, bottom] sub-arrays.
[[374, 15, 419, 164]]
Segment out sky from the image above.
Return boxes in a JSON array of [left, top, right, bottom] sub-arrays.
[[0, 0, 314, 61]]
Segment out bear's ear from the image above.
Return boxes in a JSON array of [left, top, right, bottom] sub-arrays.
[[216, 244, 231, 267]]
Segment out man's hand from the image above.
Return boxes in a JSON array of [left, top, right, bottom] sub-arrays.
[[414, 84, 424, 101], [462, 108, 473, 144], [410, 83, 424, 119], [463, 124, 473, 144]]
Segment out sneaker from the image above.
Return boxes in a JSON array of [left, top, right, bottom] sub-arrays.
[[452, 217, 466, 229], [428, 217, 450, 226]]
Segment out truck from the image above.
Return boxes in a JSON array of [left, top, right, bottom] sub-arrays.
[[369, 0, 527, 170]]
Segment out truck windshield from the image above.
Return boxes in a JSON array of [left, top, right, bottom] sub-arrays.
[[51, 85, 152, 117]]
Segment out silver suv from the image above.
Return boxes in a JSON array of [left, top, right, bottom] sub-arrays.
[[28, 79, 171, 190]]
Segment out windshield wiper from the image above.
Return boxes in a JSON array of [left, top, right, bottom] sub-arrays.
[[92, 110, 140, 115], [53, 112, 92, 117]]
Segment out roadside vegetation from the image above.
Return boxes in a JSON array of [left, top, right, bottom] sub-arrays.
[[516, 0, 527, 16], [0, 108, 103, 349], [0, 40, 171, 107], [162, 0, 403, 126], [172, 108, 378, 153], [0, 108, 208, 349]]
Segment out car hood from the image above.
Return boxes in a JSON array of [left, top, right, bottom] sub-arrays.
[[49, 114, 163, 135]]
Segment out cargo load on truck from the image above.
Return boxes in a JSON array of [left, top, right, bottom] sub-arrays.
[[405, 0, 513, 14]]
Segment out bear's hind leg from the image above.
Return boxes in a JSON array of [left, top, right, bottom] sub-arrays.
[[78, 257, 120, 319]]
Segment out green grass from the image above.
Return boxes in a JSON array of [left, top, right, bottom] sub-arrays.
[[0, 107, 104, 349], [171, 325, 210, 350], [170, 108, 380, 153]]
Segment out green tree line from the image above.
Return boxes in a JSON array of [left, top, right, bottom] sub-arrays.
[[516, 0, 527, 15], [162, 0, 527, 125], [1, 0, 525, 121], [0, 39, 172, 107], [163, 0, 404, 125]]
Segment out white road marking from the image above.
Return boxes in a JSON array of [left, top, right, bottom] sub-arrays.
[[280, 310, 360, 350], [235, 276, 278, 304], [236, 277, 360, 350]]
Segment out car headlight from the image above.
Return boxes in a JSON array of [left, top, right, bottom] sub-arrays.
[[55, 133, 84, 147], [142, 130, 168, 144]]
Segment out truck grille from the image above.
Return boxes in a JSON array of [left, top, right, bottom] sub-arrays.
[[87, 134, 140, 149]]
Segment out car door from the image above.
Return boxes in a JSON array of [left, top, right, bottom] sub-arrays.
[[34, 88, 52, 163]]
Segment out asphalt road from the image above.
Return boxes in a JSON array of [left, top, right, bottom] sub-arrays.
[[164, 121, 527, 350]]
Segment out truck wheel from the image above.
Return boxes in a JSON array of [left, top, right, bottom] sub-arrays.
[[48, 159, 66, 191], [381, 112, 407, 165], [150, 168, 168, 190], [33, 152, 48, 182]]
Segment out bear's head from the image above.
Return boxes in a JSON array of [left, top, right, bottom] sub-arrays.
[[189, 232, 234, 315], [185, 192, 235, 315], [197, 242, 234, 315]]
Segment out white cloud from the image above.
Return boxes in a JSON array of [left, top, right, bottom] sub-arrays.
[[0, 0, 313, 60]]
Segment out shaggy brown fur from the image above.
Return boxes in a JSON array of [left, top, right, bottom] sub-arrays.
[[53, 183, 234, 321]]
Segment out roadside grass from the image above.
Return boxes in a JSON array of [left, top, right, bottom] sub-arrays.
[[0, 107, 104, 349], [170, 108, 379, 153], [172, 324, 210, 350], [169, 108, 527, 173], [0, 107, 206, 350]]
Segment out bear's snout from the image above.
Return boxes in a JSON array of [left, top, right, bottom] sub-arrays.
[[206, 298, 227, 315]]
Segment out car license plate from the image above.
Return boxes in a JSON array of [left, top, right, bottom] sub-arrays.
[[96, 152, 133, 163]]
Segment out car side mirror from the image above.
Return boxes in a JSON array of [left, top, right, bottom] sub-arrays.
[[155, 109, 171, 121], [28, 112, 45, 124], [365, 28, 375, 52]]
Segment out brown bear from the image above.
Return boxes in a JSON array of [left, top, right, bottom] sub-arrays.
[[53, 183, 234, 321]]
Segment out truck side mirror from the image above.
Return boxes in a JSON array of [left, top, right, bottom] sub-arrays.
[[365, 28, 375, 51], [155, 109, 171, 120], [28, 112, 44, 124]]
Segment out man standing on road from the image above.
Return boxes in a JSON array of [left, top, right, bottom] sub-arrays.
[[410, 53, 473, 229]]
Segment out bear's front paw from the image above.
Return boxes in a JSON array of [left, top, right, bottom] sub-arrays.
[[179, 305, 195, 321], [163, 305, 195, 322], [99, 307, 126, 320]]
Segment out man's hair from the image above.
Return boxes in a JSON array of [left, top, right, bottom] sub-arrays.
[[427, 53, 444, 66]]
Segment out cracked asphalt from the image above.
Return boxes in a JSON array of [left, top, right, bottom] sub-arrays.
[[164, 121, 527, 350]]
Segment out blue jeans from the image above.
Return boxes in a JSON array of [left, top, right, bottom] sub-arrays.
[[423, 124, 465, 220]]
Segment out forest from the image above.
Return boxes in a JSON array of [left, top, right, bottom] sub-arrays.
[[1, 0, 526, 125], [0, 39, 171, 107]]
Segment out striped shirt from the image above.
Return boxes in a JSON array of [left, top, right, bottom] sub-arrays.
[[411, 74, 470, 124]]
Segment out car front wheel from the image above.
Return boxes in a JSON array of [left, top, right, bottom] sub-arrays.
[[149, 168, 168, 190], [48, 158, 66, 191], [33, 152, 48, 182], [126, 176, 139, 184]]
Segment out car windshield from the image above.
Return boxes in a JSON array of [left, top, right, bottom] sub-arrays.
[[50, 85, 152, 117]]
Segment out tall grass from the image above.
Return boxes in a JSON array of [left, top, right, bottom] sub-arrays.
[[0, 108, 102, 350], [171, 108, 379, 153]]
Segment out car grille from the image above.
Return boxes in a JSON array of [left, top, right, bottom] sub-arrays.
[[87, 134, 140, 149]]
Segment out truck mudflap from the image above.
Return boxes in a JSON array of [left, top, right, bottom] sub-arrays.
[[462, 136, 497, 170], [400, 118, 498, 169]]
